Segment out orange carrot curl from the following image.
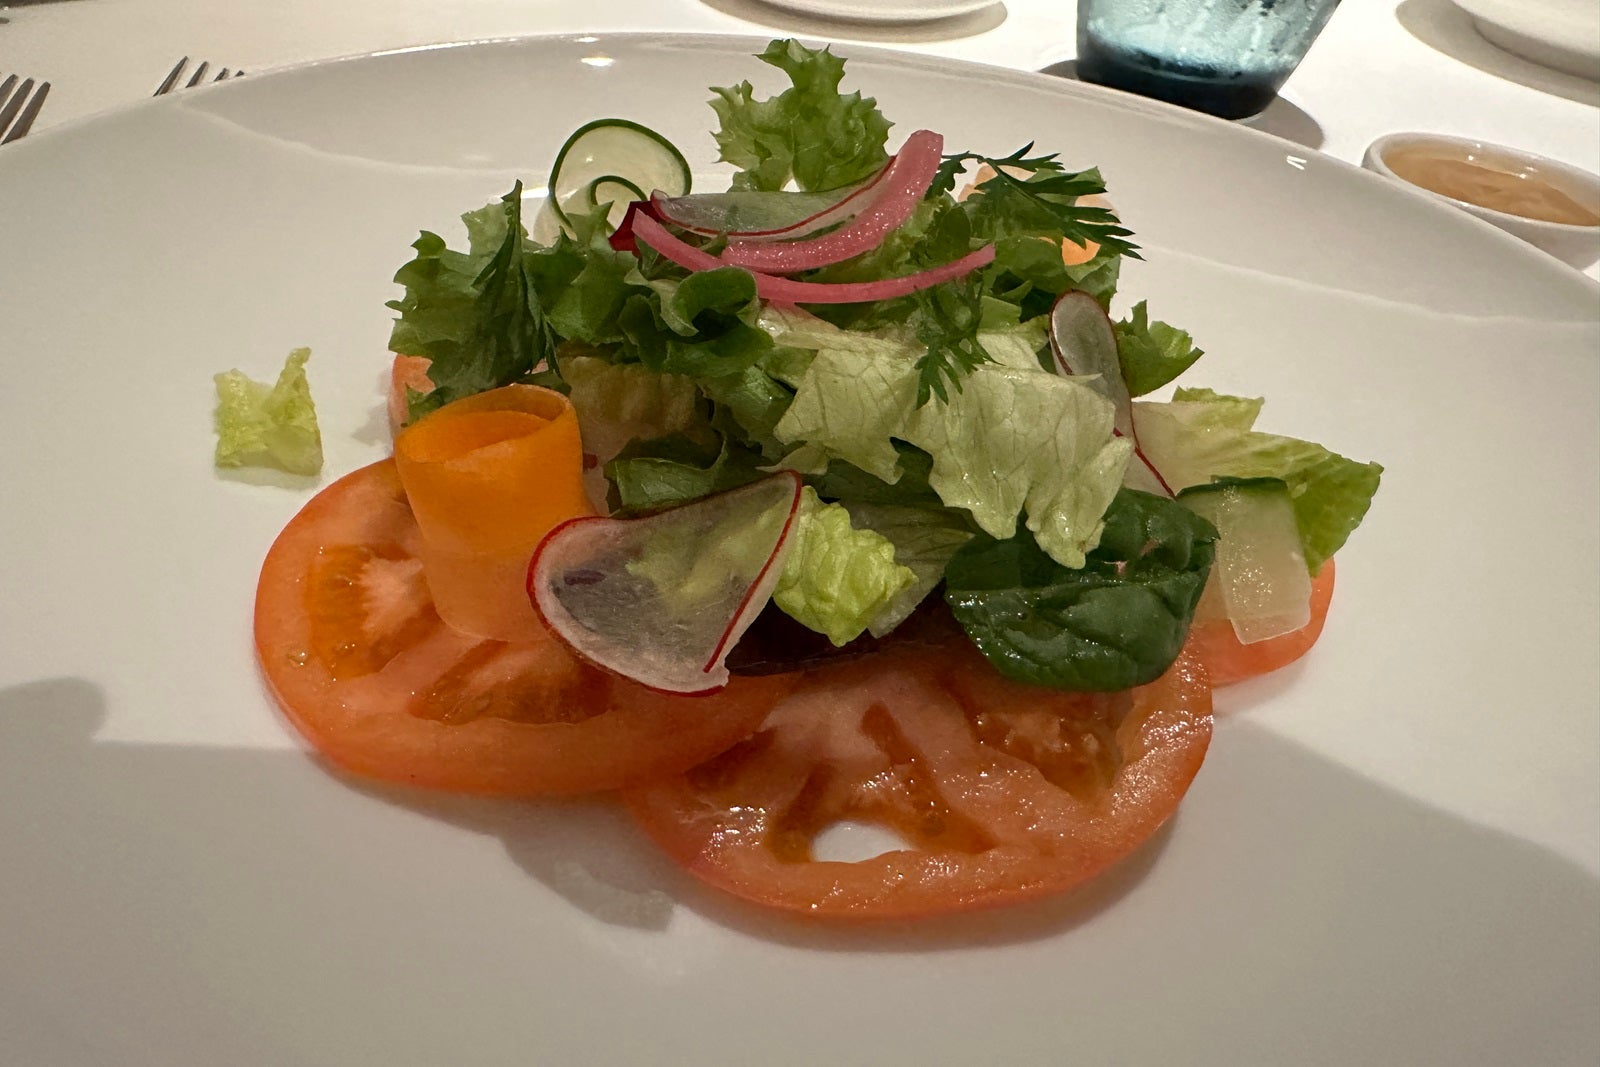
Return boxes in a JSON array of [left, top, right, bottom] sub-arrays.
[[394, 384, 594, 643]]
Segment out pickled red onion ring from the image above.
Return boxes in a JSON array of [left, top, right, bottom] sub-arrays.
[[628, 212, 995, 305]]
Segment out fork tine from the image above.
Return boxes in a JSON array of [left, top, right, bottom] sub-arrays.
[[0, 76, 32, 134], [1, 80, 49, 144], [155, 56, 188, 96], [155, 58, 245, 97]]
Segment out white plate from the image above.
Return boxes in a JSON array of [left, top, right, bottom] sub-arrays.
[[1, 33, 1597, 1066]]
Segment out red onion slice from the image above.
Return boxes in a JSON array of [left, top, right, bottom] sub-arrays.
[[719, 130, 945, 274], [629, 212, 995, 305], [1050, 290, 1174, 496]]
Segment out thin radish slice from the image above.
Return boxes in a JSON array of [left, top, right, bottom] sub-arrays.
[[719, 130, 944, 272], [628, 211, 995, 305], [1050, 291, 1174, 496], [650, 170, 883, 241], [528, 473, 804, 695]]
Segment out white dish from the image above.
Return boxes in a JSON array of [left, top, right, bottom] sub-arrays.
[[749, 0, 998, 22], [1, 33, 1597, 1066], [1451, 0, 1600, 79], [1363, 131, 1600, 269]]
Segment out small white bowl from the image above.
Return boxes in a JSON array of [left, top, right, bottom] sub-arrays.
[[1363, 132, 1600, 269]]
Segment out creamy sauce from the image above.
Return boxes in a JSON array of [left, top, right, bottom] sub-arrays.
[[1384, 146, 1600, 227]]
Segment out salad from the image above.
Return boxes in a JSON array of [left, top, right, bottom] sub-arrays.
[[250, 40, 1380, 920]]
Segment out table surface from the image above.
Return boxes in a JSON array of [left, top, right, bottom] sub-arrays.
[[4, 0, 1599, 280]]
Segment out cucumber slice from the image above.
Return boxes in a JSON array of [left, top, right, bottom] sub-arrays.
[[547, 119, 691, 233], [1179, 477, 1312, 645]]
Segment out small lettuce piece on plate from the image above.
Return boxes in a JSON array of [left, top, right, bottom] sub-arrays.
[[213, 347, 323, 476], [773, 488, 915, 646]]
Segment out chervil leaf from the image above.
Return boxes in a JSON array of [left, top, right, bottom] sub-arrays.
[[938, 147, 1139, 262], [911, 278, 990, 406]]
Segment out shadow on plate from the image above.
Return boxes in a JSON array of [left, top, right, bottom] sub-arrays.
[[1039, 60, 1326, 151], [696, 0, 1007, 43], [3, 675, 1599, 1060], [1396, 0, 1600, 107]]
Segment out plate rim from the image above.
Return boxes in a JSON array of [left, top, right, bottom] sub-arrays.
[[5, 29, 1598, 306]]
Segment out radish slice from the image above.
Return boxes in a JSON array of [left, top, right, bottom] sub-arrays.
[[1050, 291, 1174, 496], [650, 169, 883, 241], [528, 473, 804, 695], [628, 211, 995, 305], [719, 130, 944, 272]]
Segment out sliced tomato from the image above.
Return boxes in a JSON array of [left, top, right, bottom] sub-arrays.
[[624, 639, 1211, 919], [254, 460, 791, 795], [1187, 560, 1335, 688]]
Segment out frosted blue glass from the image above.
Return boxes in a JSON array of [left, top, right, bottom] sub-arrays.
[[1077, 0, 1341, 119]]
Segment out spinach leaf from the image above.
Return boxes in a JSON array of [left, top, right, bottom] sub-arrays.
[[943, 489, 1217, 691]]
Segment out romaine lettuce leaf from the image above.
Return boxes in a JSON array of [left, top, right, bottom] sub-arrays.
[[1133, 388, 1382, 572], [769, 313, 1130, 569], [213, 347, 323, 476], [773, 488, 915, 646]]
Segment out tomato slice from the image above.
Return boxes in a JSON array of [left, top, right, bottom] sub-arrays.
[[254, 460, 791, 796], [1187, 560, 1335, 688], [623, 639, 1212, 919]]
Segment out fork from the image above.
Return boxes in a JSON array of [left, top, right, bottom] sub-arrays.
[[0, 73, 51, 144], [153, 57, 244, 96]]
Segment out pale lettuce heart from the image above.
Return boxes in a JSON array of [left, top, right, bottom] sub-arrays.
[[843, 502, 974, 637], [774, 488, 915, 646]]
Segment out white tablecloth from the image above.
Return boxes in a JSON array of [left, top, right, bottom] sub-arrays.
[[5, 0, 1599, 274]]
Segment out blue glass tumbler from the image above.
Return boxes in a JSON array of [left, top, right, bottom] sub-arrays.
[[1076, 0, 1342, 120]]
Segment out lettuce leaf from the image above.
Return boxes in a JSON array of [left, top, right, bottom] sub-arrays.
[[709, 39, 892, 193], [561, 353, 706, 467], [1134, 387, 1382, 572], [773, 488, 915, 646], [769, 313, 1130, 569], [213, 347, 323, 476], [842, 502, 974, 637], [387, 184, 562, 420], [1115, 301, 1204, 397]]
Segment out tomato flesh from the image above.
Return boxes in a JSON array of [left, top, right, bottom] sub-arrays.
[[624, 639, 1212, 919], [255, 460, 790, 795]]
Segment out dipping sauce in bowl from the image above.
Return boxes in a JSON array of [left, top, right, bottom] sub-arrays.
[[1364, 133, 1600, 269], [1382, 148, 1600, 227]]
